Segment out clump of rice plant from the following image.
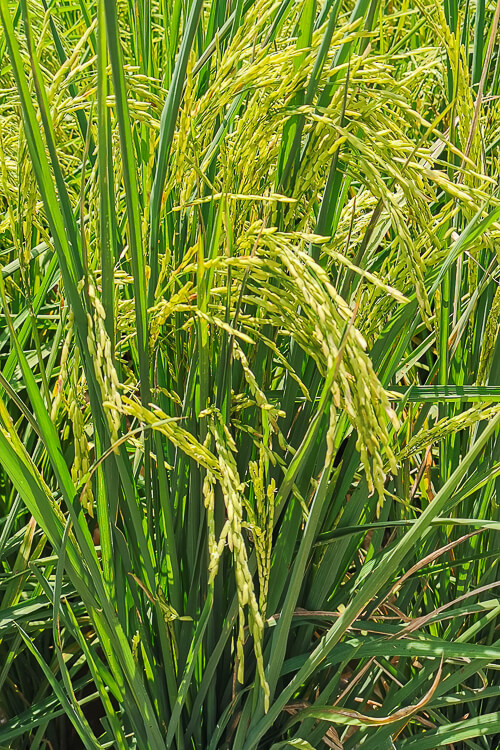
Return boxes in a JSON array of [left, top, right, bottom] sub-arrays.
[[0, 0, 499, 747]]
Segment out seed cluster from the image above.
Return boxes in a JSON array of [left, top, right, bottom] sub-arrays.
[[477, 282, 500, 385], [232, 223, 399, 500], [68, 346, 93, 515], [400, 401, 500, 461], [247, 452, 275, 618], [208, 417, 270, 712], [50, 309, 74, 424], [86, 282, 122, 446], [50, 310, 92, 513]]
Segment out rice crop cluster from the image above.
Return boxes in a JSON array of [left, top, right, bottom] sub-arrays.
[[0, 0, 499, 747]]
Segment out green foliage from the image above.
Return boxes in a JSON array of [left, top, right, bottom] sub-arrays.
[[0, 0, 499, 747]]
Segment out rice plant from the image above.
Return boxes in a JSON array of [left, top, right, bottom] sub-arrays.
[[0, 0, 499, 747]]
